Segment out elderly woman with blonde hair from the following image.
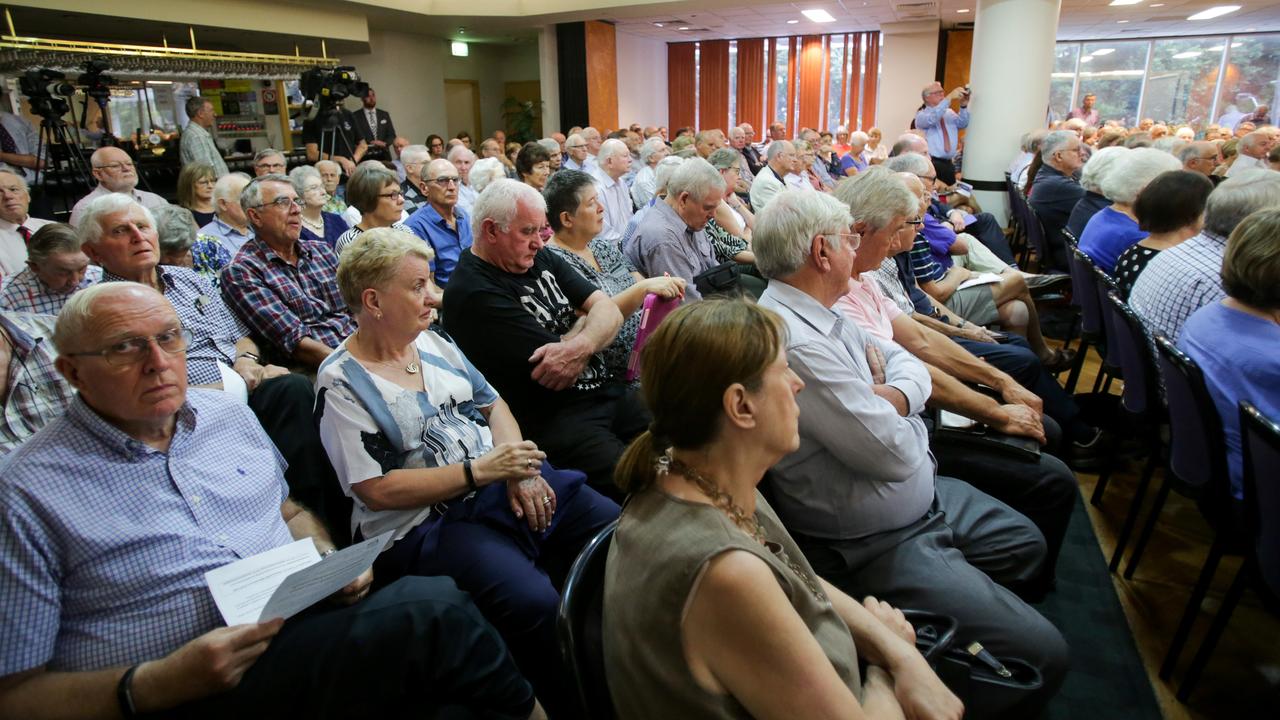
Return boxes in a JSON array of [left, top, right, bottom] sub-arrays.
[[317, 227, 619, 720]]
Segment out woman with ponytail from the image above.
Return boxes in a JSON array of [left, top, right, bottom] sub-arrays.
[[603, 299, 960, 720]]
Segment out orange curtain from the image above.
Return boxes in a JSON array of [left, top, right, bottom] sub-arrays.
[[845, 33, 863, 131], [861, 32, 880, 131], [785, 37, 799, 137], [667, 43, 697, 131], [766, 37, 778, 130], [796, 35, 827, 131], [699, 40, 730, 131], [735, 38, 766, 130]]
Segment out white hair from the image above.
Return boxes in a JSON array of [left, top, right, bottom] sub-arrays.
[[640, 137, 668, 164], [240, 173, 290, 213], [1079, 146, 1129, 194], [834, 166, 917, 231], [754, 190, 853, 279], [53, 282, 164, 354], [654, 156, 684, 194], [766, 140, 794, 163], [597, 138, 629, 163], [470, 178, 548, 238], [665, 157, 726, 203], [0, 167, 27, 189], [470, 157, 507, 195], [287, 165, 322, 197], [1040, 130, 1078, 162], [884, 152, 933, 176], [314, 159, 340, 175], [446, 144, 475, 163], [77, 193, 157, 248], [401, 144, 431, 166], [1100, 148, 1182, 204], [849, 131, 870, 146], [536, 138, 560, 155], [213, 171, 251, 203], [1204, 169, 1280, 237], [566, 133, 584, 148]]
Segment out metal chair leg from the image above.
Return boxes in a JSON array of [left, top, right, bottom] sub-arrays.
[[1110, 453, 1160, 572], [1090, 455, 1115, 506], [1063, 337, 1090, 395], [1100, 372, 1115, 395], [1160, 535, 1230, 679], [1176, 562, 1249, 702], [1124, 476, 1172, 579], [1091, 365, 1108, 394]]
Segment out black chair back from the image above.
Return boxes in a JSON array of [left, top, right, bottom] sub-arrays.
[[1067, 246, 1104, 336], [1154, 335, 1230, 502], [1025, 205, 1053, 271], [1106, 293, 1158, 417], [1061, 226, 1079, 249], [1094, 267, 1125, 370], [557, 521, 618, 719], [1240, 401, 1280, 598]]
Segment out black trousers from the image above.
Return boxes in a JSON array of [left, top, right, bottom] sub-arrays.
[[248, 373, 351, 542], [964, 212, 1017, 266], [931, 155, 958, 186], [530, 386, 650, 501], [161, 577, 535, 719]]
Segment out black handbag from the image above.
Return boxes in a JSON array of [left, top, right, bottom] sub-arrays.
[[692, 261, 742, 297], [902, 610, 1046, 720]]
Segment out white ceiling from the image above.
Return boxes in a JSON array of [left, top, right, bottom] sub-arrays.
[[607, 1, 1280, 42]]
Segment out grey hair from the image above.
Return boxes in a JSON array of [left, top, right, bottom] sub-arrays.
[[1204, 168, 1280, 238], [706, 148, 741, 170], [401, 144, 431, 166], [1176, 142, 1209, 164], [654, 156, 684, 194], [1022, 129, 1049, 153], [214, 171, 251, 203], [834, 166, 918, 231], [314, 159, 340, 175], [566, 133, 584, 149], [447, 144, 476, 163], [1152, 137, 1183, 153], [665, 157, 726, 203], [766, 140, 794, 162], [240, 173, 291, 213], [77, 193, 157, 248], [253, 147, 285, 165], [470, 178, 548, 238], [849, 131, 869, 146], [727, 126, 745, 139], [1040, 130, 1078, 162], [884, 152, 933, 176], [470, 157, 507, 195], [54, 282, 168, 354], [1100, 148, 1181, 203], [753, 189, 854, 279], [26, 223, 80, 264], [153, 204, 198, 255], [0, 168, 27, 188], [1079, 146, 1129, 194], [792, 139, 812, 153], [287, 165, 323, 197], [597, 138, 629, 163], [184, 95, 208, 118], [640, 137, 668, 164], [536, 138, 560, 156], [1240, 131, 1268, 154]]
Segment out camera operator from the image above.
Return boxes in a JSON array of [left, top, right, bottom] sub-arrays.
[[303, 111, 364, 175], [300, 67, 368, 176], [0, 91, 42, 184], [914, 81, 971, 186]]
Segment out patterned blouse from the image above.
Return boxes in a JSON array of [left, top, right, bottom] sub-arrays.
[[704, 218, 750, 265], [546, 237, 640, 383], [1114, 244, 1160, 301]]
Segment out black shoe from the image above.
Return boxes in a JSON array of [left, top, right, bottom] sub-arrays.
[[1066, 427, 1109, 471]]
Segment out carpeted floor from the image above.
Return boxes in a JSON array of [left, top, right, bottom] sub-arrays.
[[1032, 494, 1164, 720]]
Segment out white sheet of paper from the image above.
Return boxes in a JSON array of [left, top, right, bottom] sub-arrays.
[[205, 538, 321, 626], [257, 530, 393, 622], [940, 410, 979, 430], [956, 272, 1003, 291]]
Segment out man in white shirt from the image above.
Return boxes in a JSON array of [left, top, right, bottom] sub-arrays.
[[590, 139, 634, 243], [749, 140, 796, 212], [1226, 130, 1274, 177], [68, 146, 166, 227], [448, 144, 479, 214], [0, 108, 41, 183], [0, 169, 53, 281]]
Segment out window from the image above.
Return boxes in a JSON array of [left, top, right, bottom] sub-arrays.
[[1215, 34, 1280, 128], [774, 40, 790, 126], [728, 41, 738, 130], [827, 35, 846, 131], [1049, 44, 1080, 122], [1076, 41, 1149, 126], [1144, 38, 1225, 127]]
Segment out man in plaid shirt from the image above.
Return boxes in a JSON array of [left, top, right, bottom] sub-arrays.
[[220, 174, 355, 370], [0, 223, 100, 315], [0, 310, 73, 455]]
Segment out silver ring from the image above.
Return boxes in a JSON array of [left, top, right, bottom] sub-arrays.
[[541, 496, 551, 505], [526, 459, 535, 469]]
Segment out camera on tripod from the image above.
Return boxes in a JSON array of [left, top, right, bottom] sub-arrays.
[[18, 69, 74, 120], [299, 66, 369, 128], [79, 59, 116, 105]]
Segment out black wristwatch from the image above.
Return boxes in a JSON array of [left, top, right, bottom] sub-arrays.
[[462, 459, 477, 492], [117, 664, 140, 718]]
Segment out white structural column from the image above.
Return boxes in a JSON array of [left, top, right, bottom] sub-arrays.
[[538, 26, 561, 138], [964, 0, 1062, 225]]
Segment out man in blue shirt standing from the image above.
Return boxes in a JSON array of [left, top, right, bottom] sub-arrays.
[[914, 81, 970, 186], [404, 159, 472, 286]]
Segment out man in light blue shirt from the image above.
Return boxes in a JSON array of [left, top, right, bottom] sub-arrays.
[[198, 172, 254, 256], [754, 189, 1068, 716], [404, 159, 473, 286], [914, 81, 970, 186]]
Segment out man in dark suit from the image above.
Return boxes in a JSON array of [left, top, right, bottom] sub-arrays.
[[353, 88, 397, 160], [1028, 130, 1086, 272]]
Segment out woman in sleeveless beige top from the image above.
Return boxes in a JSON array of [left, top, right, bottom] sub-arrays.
[[603, 300, 962, 720]]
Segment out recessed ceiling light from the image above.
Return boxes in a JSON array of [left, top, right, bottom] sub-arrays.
[[678, 26, 690, 30], [1172, 50, 1204, 58], [802, 9, 836, 22], [653, 22, 663, 27], [957, 8, 970, 13], [1109, 0, 1142, 5], [1117, 20, 1129, 23], [787, 19, 800, 24], [1188, 5, 1241, 21], [1081, 56, 1094, 62], [1150, 2, 1165, 6], [1092, 48, 1115, 55]]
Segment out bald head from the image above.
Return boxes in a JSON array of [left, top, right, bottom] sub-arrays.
[[90, 146, 138, 192]]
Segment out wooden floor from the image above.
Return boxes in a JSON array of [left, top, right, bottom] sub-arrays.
[[1051, 342, 1279, 718]]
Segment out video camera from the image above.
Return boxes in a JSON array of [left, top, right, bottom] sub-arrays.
[[79, 58, 116, 104], [18, 68, 74, 120], [299, 66, 368, 127]]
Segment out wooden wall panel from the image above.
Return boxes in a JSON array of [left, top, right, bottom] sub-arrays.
[[736, 38, 766, 130], [861, 32, 881, 132], [583, 20, 618, 131], [942, 30, 974, 102], [699, 39, 730, 130], [668, 42, 697, 131], [797, 35, 827, 131]]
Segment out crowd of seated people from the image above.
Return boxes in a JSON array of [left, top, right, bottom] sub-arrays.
[[1, 80, 1277, 719]]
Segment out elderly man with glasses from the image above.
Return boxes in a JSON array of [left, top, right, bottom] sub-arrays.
[[220, 174, 354, 371], [251, 148, 288, 178], [404, 159, 473, 286], [68, 146, 166, 228]]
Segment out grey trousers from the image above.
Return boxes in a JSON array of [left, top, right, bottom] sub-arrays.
[[791, 477, 1068, 712]]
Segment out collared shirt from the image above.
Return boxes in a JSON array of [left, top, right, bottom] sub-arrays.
[[563, 155, 598, 173], [835, 275, 904, 343], [0, 216, 54, 282], [102, 266, 247, 386], [220, 236, 355, 356], [68, 186, 168, 229], [0, 311, 73, 456], [0, 265, 101, 315], [758, 281, 935, 540], [403, 204, 473, 286], [198, 215, 255, 257], [749, 165, 785, 212], [191, 235, 233, 285], [1226, 155, 1265, 177], [914, 102, 970, 160], [402, 178, 429, 216], [1129, 231, 1228, 345], [1008, 151, 1034, 190], [0, 112, 40, 182], [457, 183, 478, 215], [178, 122, 229, 177], [625, 199, 716, 302], [590, 167, 635, 243], [0, 390, 292, 674], [1068, 107, 1100, 125], [630, 165, 658, 209]]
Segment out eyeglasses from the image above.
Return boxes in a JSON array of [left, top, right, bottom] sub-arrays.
[[251, 196, 302, 210], [256, 162, 287, 171], [566, 144, 587, 149], [428, 176, 460, 185], [68, 328, 193, 366], [93, 161, 135, 172], [824, 230, 861, 251], [906, 218, 925, 226], [378, 190, 405, 201]]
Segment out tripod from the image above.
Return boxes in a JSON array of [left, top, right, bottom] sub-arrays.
[[32, 115, 93, 219], [315, 108, 358, 166]]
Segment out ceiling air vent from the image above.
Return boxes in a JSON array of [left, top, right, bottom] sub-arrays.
[[894, 2, 939, 20]]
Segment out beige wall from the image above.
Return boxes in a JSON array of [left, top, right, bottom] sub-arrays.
[[615, 31, 667, 129], [877, 20, 941, 137], [444, 42, 542, 139], [341, 30, 447, 146]]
